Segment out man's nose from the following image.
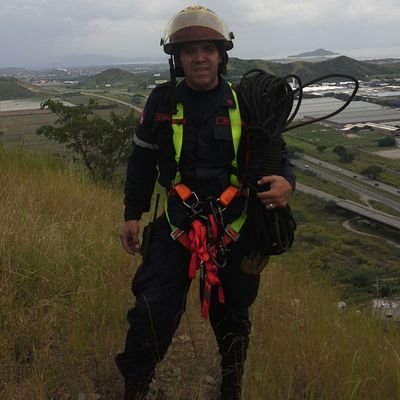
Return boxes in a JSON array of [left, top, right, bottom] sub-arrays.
[[193, 50, 207, 61]]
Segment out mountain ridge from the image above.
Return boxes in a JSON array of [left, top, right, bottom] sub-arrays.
[[288, 48, 339, 58], [0, 77, 36, 100], [1, 56, 400, 100], [227, 55, 400, 82]]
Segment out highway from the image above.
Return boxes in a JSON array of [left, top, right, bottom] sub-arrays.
[[301, 154, 400, 196], [293, 155, 400, 213], [81, 91, 144, 113], [297, 182, 400, 231], [294, 157, 400, 231]]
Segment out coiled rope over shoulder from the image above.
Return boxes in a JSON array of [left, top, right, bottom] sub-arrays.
[[236, 69, 359, 255]]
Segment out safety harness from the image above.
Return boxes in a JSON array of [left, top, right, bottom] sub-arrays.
[[165, 84, 247, 319]]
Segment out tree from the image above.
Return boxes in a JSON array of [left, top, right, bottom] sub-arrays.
[[332, 145, 355, 163], [361, 165, 383, 180], [333, 145, 346, 157], [377, 137, 395, 147], [37, 99, 136, 182], [316, 144, 327, 153]]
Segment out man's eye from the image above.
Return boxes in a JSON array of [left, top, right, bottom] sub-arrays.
[[204, 46, 216, 53]]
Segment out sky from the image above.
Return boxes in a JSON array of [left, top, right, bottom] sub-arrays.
[[1, 0, 399, 68]]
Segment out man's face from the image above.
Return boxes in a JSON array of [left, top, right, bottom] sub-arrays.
[[179, 41, 222, 91]]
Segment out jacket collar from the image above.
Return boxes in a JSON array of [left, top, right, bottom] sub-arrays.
[[176, 77, 237, 109]]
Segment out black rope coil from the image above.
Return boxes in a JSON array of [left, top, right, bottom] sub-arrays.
[[236, 69, 359, 255]]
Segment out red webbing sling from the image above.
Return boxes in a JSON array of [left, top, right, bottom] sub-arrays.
[[170, 183, 242, 319], [165, 84, 245, 319]]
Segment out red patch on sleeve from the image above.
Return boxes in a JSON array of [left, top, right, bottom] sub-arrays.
[[216, 116, 230, 125]]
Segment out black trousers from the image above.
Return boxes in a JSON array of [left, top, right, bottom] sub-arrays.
[[115, 215, 260, 379]]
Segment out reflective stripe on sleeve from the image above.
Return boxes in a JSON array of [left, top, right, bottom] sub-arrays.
[[133, 134, 159, 150]]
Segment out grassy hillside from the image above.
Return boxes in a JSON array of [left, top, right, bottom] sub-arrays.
[[228, 56, 400, 82], [3, 56, 399, 100], [0, 77, 36, 100], [0, 149, 132, 399], [80, 68, 137, 88], [1, 148, 400, 399]]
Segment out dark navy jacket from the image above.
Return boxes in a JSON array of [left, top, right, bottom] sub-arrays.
[[124, 77, 295, 221]]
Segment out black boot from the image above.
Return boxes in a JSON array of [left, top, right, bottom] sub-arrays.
[[124, 373, 153, 400], [219, 335, 249, 400]]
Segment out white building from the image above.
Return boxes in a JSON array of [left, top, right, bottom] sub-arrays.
[[372, 299, 400, 321]]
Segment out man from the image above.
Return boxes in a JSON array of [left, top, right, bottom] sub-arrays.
[[116, 5, 295, 400]]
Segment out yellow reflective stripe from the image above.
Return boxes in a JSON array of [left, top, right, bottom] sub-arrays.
[[228, 87, 241, 173], [172, 103, 184, 169], [230, 193, 248, 234], [168, 83, 247, 237], [164, 194, 176, 230], [172, 85, 242, 187], [230, 174, 240, 187]]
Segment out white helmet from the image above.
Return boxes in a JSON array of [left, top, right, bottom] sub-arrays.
[[161, 5, 234, 55]]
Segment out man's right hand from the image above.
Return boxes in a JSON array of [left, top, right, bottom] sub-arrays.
[[120, 220, 141, 254]]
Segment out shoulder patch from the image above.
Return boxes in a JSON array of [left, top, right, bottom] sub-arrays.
[[216, 116, 230, 126], [155, 113, 172, 122]]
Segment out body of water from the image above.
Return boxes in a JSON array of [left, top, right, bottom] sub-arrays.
[[0, 99, 74, 112]]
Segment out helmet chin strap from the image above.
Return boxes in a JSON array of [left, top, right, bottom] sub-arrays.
[[168, 56, 178, 114], [169, 56, 176, 84]]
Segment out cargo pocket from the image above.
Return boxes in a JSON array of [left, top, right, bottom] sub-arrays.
[[213, 125, 234, 162]]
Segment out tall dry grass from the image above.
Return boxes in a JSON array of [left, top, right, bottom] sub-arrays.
[[0, 148, 135, 399], [1, 148, 400, 399], [245, 254, 400, 400]]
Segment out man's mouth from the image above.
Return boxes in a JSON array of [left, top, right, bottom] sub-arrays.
[[193, 67, 208, 72]]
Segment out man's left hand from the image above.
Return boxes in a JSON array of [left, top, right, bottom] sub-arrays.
[[256, 175, 293, 209]]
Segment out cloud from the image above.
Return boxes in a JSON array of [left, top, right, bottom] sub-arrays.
[[0, 0, 399, 67]]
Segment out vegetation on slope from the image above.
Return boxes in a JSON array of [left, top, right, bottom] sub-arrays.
[[80, 68, 137, 88], [228, 56, 400, 82], [0, 77, 35, 100], [0, 148, 132, 399], [1, 148, 400, 399]]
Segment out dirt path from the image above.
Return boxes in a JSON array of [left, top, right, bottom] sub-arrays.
[[147, 294, 222, 400], [342, 218, 400, 249]]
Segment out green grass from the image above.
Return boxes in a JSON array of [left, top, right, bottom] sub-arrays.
[[245, 264, 400, 400], [0, 148, 133, 399], [0, 98, 134, 153], [295, 169, 362, 202], [0, 110, 63, 150], [286, 126, 400, 188], [1, 148, 400, 399]]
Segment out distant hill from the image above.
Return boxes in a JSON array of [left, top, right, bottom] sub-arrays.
[[80, 68, 137, 88], [0, 77, 36, 100], [289, 48, 339, 58], [4, 56, 399, 99], [227, 55, 400, 83], [47, 54, 164, 68]]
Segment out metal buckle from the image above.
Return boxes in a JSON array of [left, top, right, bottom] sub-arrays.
[[182, 191, 205, 217], [207, 242, 228, 269], [225, 225, 240, 242], [182, 190, 199, 208]]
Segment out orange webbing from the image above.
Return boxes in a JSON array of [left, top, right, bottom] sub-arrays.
[[173, 183, 193, 201], [218, 185, 240, 207], [171, 183, 241, 319]]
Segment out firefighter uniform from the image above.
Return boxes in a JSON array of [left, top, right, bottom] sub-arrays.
[[116, 78, 295, 398]]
